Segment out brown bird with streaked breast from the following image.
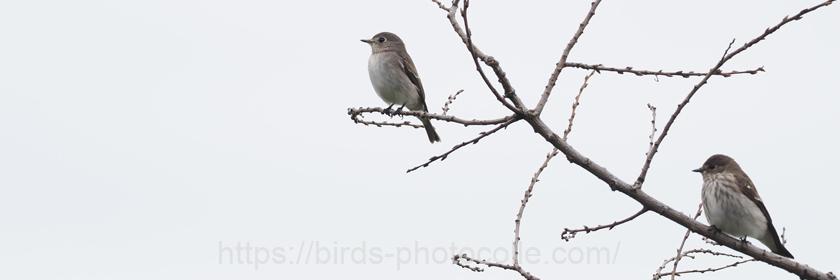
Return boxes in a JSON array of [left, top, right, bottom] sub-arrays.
[[693, 154, 794, 258]]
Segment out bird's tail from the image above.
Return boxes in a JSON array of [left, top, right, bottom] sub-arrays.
[[419, 117, 440, 143], [760, 225, 794, 258]]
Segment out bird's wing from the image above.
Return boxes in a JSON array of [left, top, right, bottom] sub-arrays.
[[735, 169, 793, 257], [733, 171, 773, 221], [398, 52, 428, 111]]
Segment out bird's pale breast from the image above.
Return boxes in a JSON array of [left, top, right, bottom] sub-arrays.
[[367, 52, 422, 110], [701, 174, 768, 239]]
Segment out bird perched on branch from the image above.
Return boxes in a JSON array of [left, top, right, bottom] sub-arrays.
[[693, 154, 794, 258], [362, 32, 440, 143]]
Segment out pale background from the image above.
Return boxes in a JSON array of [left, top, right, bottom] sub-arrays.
[[0, 0, 837, 279]]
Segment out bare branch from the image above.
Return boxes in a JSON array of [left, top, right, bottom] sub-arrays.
[[654, 249, 739, 278], [433, 0, 530, 113], [452, 254, 485, 272], [348, 107, 515, 127], [432, 0, 482, 59], [423, 1, 838, 279], [524, 2, 836, 275], [634, 0, 836, 188], [453, 254, 541, 280], [348, 117, 424, 129], [566, 62, 765, 78], [668, 203, 704, 280], [513, 68, 595, 266], [670, 259, 758, 278], [633, 39, 735, 188], [513, 149, 557, 266], [430, 0, 455, 11], [435, 0, 537, 118], [646, 103, 658, 154], [441, 89, 464, 116], [534, 0, 603, 114], [406, 117, 519, 173], [563, 70, 596, 139], [529, 108, 836, 279], [460, 0, 520, 112], [652, 249, 751, 280], [403, 0, 531, 174], [561, 207, 647, 241]]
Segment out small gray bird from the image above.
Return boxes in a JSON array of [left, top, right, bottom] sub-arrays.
[[693, 154, 794, 258], [362, 32, 440, 143]]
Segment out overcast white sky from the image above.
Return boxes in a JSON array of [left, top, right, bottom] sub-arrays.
[[1, 0, 838, 279]]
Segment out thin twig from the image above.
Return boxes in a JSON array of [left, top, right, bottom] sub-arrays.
[[431, 0, 452, 11], [669, 259, 758, 278], [430, 0, 532, 114], [405, 0, 526, 174], [561, 207, 647, 241], [654, 249, 741, 278], [452, 254, 484, 272], [634, 39, 735, 187], [643, 103, 658, 167], [441, 89, 464, 116], [534, 0, 603, 114], [513, 149, 556, 266], [652, 249, 749, 280], [634, 0, 836, 188], [513, 68, 595, 265], [566, 62, 765, 78], [563, 70, 596, 139], [348, 107, 515, 127], [348, 119, 423, 129], [668, 203, 704, 280], [429, 0, 837, 279], [460, 0, 524, 113], [647, 104, 657, 149], [406, 117, 519, 173], [524, 1, 836, 277], [453, 254, 541, 280]]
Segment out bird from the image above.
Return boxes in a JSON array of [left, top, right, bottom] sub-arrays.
[[693, 154, 794, 258], [362, 32, 440, 143]]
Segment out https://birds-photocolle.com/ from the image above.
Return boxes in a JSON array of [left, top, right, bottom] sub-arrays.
[[362, 32, 440, 143], [693, 154, 794, 258]]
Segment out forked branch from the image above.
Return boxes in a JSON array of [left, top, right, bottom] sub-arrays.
[[354, 0, 840, 279]]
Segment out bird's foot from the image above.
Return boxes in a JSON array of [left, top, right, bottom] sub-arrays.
[[383, 104, 395, 116], [394, 105, 406, 118]]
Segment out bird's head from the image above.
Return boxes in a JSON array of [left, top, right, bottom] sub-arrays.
[[361, 32, 405, 53], [692, 154, 739, 175]]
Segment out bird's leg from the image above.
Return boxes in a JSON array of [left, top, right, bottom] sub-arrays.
[[734, 236, 753, 251], [394, 104, 406, 119], [383, 104, 395, 116]]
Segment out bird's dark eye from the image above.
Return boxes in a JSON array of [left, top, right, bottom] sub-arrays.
[[377, 37, 386, 43], [708, 165, 715, 170]]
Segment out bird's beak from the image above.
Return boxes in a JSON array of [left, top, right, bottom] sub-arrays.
[[692, 167, 704, 173], [361, 39, 373, 44]]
